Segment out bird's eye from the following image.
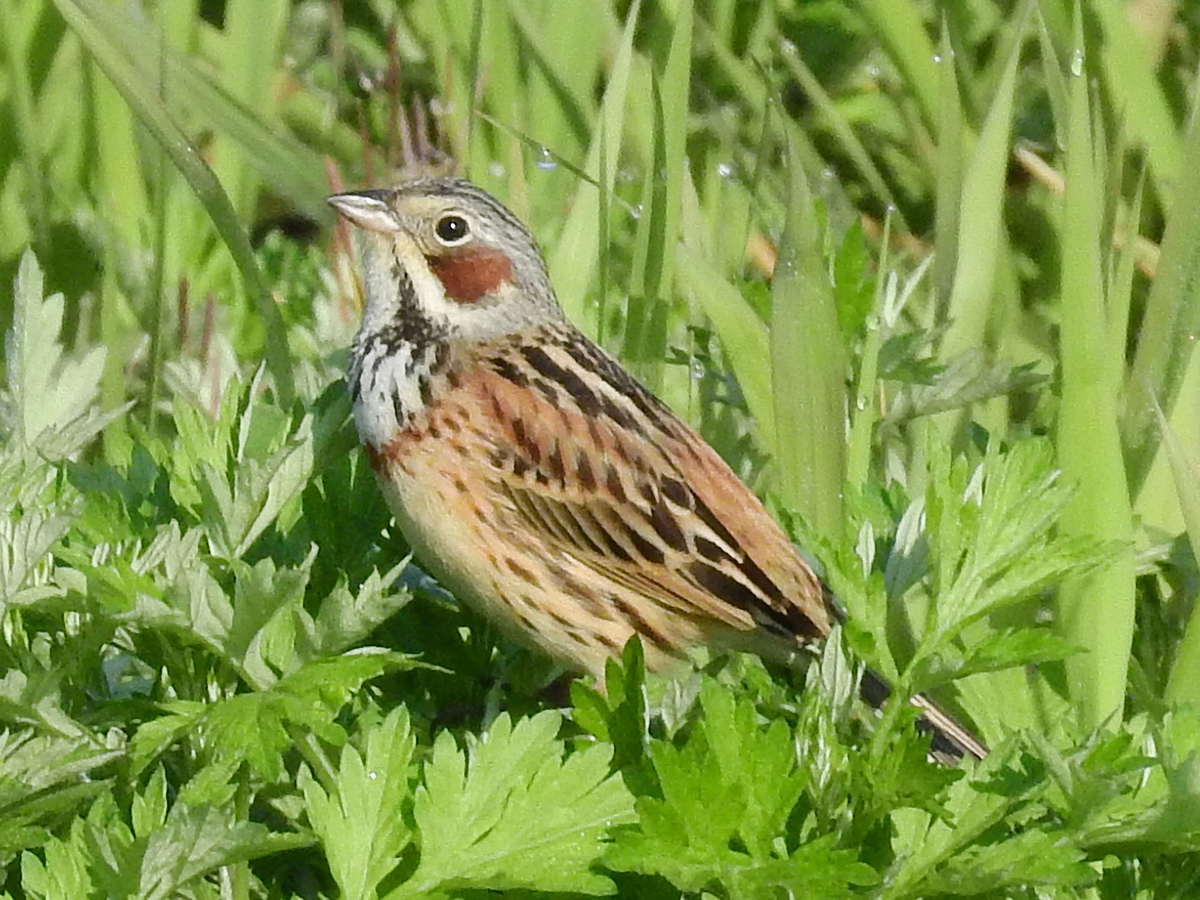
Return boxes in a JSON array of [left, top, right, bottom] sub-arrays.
[[434, 214, 470, 246]]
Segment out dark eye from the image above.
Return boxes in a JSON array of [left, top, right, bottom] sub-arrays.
[[434, 214, 470, 245]]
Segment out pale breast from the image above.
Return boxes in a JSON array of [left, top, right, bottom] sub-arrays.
[[365, 394, 500, 613]]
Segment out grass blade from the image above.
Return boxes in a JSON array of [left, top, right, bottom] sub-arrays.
[[209, 0, 291, 217], [778, 40, 907, 232], [1123, 87, 1200, 494], [846, 215, 898, 493], [1055, 15, 1135, 731], [675, 243, 773, 451], [932, 19, 965, 312], [547, 0, 641, 331], [1160, 403, 1200, 708], [1089, 0, 1181, 202], [771, 139, 846, 537], [52, 0, 295, 405], [624, 0, 691, 392], [851, 0, 940, 134], [940, 5, 1027, 362], [68, 0, 330, 222]]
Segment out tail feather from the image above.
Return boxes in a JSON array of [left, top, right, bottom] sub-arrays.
[[860, 670, 988, 763]]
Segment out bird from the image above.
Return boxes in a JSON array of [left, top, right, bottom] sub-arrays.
[[327, 176, 987, 762]]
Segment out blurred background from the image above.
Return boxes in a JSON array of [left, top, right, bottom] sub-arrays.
[[3, 1, 1200, 895]]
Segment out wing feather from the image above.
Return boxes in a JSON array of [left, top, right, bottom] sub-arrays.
[[455, 340, 836, 650]]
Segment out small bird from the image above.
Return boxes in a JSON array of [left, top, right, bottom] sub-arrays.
[[328, 177, 986, 761]]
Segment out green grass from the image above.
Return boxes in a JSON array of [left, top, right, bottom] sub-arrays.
[[3, 0, 1200, 897]]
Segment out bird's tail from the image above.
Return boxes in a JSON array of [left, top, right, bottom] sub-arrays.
[[860, 670, 988, 763]]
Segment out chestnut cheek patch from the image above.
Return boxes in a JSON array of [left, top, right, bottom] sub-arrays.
[[428, 247, 514, 303]]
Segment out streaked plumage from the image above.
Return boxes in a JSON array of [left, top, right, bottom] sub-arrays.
[[329, 177, 986, 761]]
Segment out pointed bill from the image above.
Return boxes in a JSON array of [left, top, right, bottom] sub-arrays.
[[327, 190, 399, 233]]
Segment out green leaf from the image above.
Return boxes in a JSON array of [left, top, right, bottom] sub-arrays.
[[194, 653, 414, 782], [136, 802, 306, 900], [303, 707, 416, 900], [778, 44, 907, 230], [932, 20, 964, 306], [0, 500, 74, 611], [1139, 710, 1200, 850], [130, 768, 169, 842], [1161, 401, 1200, 706], [882, 352, 1046, 425], [393, 711, 635, 897], [622, 0, 691, 392], [887, 743, 1054, 894], [226, 554, 314, 686], [0, 728, 120, 866], [129, 704, 204, 780], [187, 373, 316, 562], [920, 438, 1104, 646], [1088, 0, 1181, 199], [854, 0, 940, 132], [2, 250, 108, 451], [313, 562, 413, 655], [831, 221, 875, 341], [606, 682, 876, 899], [20, 824, 92, 900], [1122, 57, 1200, 491], [600, 636, 651, 769], [692, 683, 807, 856], [921, 628, 1079, 686], [608, 831, 874, 900], [925, 828, 1092, 893]]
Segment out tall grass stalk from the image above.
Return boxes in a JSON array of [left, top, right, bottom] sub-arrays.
[[772, 140, 845, 540], [1055, 20, 1135, 731]]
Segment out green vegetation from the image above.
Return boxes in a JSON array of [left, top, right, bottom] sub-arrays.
[[2, 0, 1200, 896]]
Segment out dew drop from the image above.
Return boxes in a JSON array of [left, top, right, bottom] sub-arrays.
[[1069, 50, 1084, 77], [535, 147, 558, 171], [630, 204, 643, 220], [716, 162, 733, 179]]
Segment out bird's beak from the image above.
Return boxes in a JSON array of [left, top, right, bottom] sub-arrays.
[[327, 190, 399, 234]]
